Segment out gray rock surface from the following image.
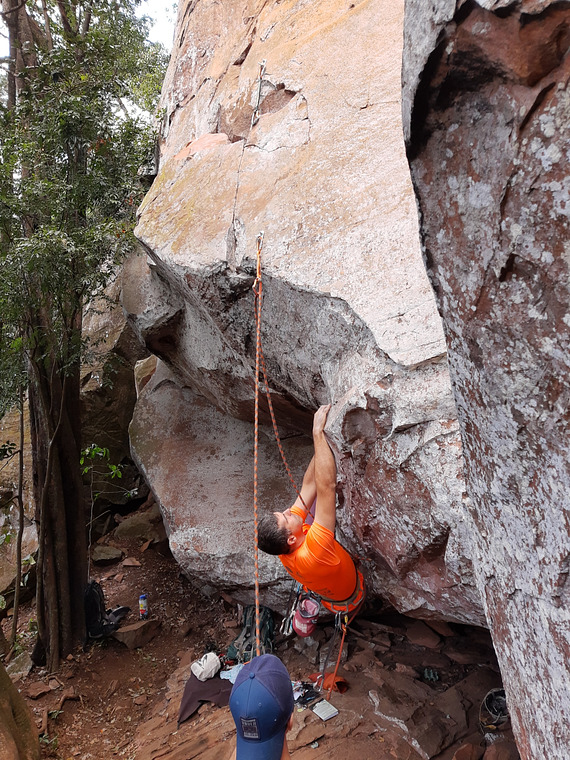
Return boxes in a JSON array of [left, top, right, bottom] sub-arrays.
[[125, 0, 484, 625], [403, 1, 570, 758]]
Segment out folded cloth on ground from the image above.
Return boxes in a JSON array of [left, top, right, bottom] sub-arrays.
[[177, 673, 233, 727], [219, 663, 245, 684]]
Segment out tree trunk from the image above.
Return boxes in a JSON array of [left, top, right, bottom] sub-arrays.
[[10, 385, 26, 648], [0, 661, 40, 760], [29, 354, 87, 671]]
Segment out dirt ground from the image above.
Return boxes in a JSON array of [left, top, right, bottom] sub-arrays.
[[3, 529, 520, 760]]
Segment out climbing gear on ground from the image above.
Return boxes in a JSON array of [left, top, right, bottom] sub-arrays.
[[83, 580, 129, 641], [309, 672, 348, 694], [226, 604, 275, 663], [280, 581, 302, 635], [479, 688, 510, 732], [294, 682, 321, 706], [191, 651, 221, 682], [422, 667, 440, 683], [292, 592, 320, 637]]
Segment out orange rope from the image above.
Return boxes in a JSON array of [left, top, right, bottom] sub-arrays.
[[325, 604, 362, 700], [252, 233, 264, 658], [252, 233, 307, 656], [327, 619, 347, 700]]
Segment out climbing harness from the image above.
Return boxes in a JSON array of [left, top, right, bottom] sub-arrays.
[[318, 568, 366, 615], [251, 59, 267, 127]]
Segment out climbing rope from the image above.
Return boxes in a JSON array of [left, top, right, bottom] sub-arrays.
[[252, 232, 264, 658], [252, 232, 308, 655]]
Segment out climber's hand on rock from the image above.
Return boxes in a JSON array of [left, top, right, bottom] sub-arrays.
[[313, 404, 331, 437]]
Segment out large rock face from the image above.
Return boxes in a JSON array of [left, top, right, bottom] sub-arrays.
[[402, 2, 570, 758], [125, 0, 485, 623]]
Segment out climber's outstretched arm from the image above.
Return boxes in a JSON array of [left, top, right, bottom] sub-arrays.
[[312, 405, 336, 532], [291, 456, 316, 516]]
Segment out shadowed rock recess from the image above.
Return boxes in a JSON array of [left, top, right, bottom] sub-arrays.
[[403, 1, 570, 758], [125, 0, 484, 623]]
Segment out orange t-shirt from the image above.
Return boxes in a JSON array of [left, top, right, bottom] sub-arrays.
[[279, 506, 357, 602]]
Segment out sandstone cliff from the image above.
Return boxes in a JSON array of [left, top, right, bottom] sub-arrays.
[[124, 0, 484, 624], [403, 1, 570, 758]]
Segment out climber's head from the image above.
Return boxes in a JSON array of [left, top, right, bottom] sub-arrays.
[[258, 508, 304, 555]]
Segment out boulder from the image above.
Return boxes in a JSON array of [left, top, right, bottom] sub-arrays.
[[453, 743, 484, 760], [81, 271, 150, 521], [402, 1, 570, 758], [0, 406, 37, 592], [112, 619, 161, 650], [113, 502, 167, 545], [5, 651, 33, 682], [91, 545, 124, 565], [125, 0, 484, 625], [129, 361, 312, 611], [82, 272, 149, 465]]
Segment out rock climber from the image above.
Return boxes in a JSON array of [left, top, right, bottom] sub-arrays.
[[258, 404, 365, 616], [229, 653, 294, 760]]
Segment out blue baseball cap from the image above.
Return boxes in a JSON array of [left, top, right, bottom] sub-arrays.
[[229, 654, 294, 760]]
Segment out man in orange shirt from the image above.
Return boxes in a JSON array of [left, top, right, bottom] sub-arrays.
[[258, 405, 365, 615]]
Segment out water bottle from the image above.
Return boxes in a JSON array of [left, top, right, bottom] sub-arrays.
[[139, 594, 148, 620]]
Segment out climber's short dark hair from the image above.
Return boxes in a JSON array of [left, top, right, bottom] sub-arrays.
[[258, 513, 290, 555]]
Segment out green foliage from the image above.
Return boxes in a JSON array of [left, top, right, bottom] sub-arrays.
[[0, 529, 11, 546], [82, 443, 136, 505], [0, 0, 167, 408]]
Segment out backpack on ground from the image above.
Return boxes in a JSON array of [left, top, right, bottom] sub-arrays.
[[84, 580, 130, 641], [226, 604, 275, 662]]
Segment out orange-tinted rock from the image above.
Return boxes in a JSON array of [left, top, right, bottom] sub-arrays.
[[405, 620, 441, 649], [453, 743, 484, 760]]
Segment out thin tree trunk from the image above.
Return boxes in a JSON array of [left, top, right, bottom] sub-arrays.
[[9, 384, 25, 648]]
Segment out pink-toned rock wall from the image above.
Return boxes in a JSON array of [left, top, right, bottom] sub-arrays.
[[125, 0, 485, 623], [403, 1, 570, 758]]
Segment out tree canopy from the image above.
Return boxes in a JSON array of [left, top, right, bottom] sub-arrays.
[[0, 0, 168, 670], [0, 0, 167, 393]]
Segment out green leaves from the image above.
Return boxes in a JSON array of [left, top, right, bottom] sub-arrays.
[[0, 0, 167, 414]]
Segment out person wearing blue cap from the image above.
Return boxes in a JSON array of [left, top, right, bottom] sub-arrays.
[[229, 654, 294, 760]]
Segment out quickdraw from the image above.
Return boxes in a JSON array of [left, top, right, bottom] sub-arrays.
[[251, 59, 267, 127]]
